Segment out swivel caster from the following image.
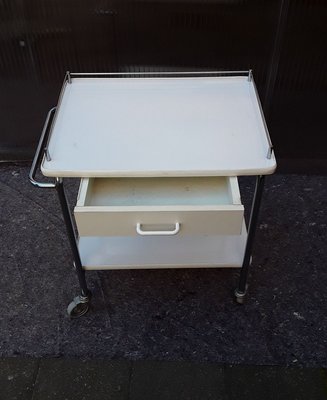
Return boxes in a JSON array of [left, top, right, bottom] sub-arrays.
[[67, 294, 91, 318], [234, 285, 248, 305]]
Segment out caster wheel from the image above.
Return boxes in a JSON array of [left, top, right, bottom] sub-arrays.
[[235, 294, 245, 304], [67, 296, 90, 318], [234, 286, 248, 305]]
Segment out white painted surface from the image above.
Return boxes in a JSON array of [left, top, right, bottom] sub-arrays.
[[41, 77, 276, 177], [74, 176, 244, 236], [136, 222, 180, 236], [77, 176, 240, 206], [79, 222, 247, 270]]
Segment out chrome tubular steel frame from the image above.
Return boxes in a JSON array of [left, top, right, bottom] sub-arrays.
[[55, 177, 90, 299], [68, 70, 250, 78], [235, 175, 265, 303], [29, 107, 57, 188], [29, 71, 269, 315], [29, 107, 91, 313]]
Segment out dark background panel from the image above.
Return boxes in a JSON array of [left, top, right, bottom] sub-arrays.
[[0, 0, 327, 169], [114, 0, 277, 80], [268, 0, 327, 159]]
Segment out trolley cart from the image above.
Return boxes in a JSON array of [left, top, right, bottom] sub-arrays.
[[29, 71, 276, 317]]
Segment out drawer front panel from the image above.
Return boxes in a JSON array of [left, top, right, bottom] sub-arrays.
[[74, 176, 244, 237], [74, 208, 244, 237]]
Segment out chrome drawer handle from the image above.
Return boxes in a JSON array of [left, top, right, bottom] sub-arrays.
[[136, 223, 180, 236]]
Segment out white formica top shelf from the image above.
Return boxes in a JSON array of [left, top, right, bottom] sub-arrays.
[[41, 76, 276, 178], [79, 222, 247, 270]]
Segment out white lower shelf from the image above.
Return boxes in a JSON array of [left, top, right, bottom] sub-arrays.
[[78, 221, 247, 270]]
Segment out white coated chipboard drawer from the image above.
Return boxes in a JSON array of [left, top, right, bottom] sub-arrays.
[[74, 177, 244, 237]]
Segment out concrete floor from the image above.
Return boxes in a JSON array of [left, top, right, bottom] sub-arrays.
[[1, 358, 327, 400], [1, 164, 327, 366]]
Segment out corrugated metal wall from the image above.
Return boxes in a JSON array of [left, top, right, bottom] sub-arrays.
[[0, 0, 326, 162]]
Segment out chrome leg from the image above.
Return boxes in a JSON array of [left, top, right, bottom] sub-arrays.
[[55, 178, 91, 316], [235, 175, 265, 303]]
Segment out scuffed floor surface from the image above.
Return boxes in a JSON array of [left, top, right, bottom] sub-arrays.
[[0, 164, 326, 366]]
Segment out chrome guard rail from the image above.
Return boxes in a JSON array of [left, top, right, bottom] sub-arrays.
[[69, 70, 250, 77], [29, 107, 57, 188]]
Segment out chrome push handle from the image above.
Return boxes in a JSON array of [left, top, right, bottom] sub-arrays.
[[29, 107, 57, 188], [136, 223, 180, 236]]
